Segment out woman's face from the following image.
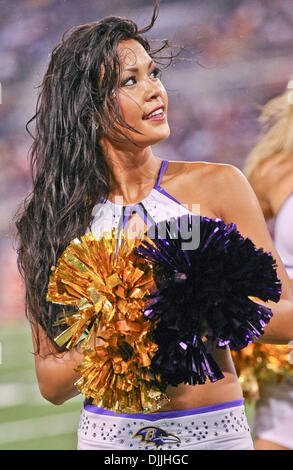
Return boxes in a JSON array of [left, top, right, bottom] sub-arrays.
[[102, 39, 170, 149]]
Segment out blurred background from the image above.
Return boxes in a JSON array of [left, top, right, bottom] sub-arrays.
[[1, 0, 293, 450]]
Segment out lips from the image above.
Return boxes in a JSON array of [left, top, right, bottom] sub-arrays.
[[143, 105, 165, 120]]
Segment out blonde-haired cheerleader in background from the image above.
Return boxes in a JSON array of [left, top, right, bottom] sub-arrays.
[[243, 78, 293, 450]]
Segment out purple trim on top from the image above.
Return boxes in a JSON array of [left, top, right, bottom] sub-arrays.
[[122, 207, 136, 230], [84, 398, 244, 421], [155, 185, 192, 212], [285, 264, 293, 268], [139, 202, 156, 226], [114, 203, 155, 258], [115, 233, 120, 259], [134, 204, 152, 227], [121, 203, 156, 231], [137, 202, 154, 226], [154, 159, 169, 188]]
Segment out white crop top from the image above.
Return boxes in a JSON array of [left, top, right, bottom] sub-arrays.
[[89, 159, 199, 255]]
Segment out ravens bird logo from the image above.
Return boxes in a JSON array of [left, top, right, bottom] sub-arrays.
[[133, 426, 181, 448]]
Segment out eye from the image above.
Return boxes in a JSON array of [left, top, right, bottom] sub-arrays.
[[121, 67, 162, 87], [150, 67, 162, 80], [121, 75, 136, 87]]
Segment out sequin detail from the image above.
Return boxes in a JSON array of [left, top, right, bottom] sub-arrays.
[[78, 405, 251, 449]]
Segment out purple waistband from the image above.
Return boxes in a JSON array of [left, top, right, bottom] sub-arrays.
[[83, 398, 244, 421]]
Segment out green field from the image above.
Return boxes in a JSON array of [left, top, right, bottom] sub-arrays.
[[0, 322, 83, 450], [0, 321, 254, 450]]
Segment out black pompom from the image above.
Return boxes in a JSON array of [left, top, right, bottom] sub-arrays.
[[134, 214, 281, 386]]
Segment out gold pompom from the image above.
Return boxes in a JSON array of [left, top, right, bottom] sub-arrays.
[[232, 343, 293, 403], [47, 228, 168, 413]]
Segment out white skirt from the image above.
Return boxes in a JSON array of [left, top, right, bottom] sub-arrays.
[[77, 399, 253, 450], [252, 377, 293, 449]]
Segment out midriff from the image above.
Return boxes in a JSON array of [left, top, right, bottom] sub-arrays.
[[150, 344, 243, 413], [85, 344, 243, 412]]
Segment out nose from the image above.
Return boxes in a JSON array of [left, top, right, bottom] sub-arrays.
[[143, 75, 161, 100]]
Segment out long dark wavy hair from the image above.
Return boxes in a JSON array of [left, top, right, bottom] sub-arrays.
[[15, 0, 182, 355]]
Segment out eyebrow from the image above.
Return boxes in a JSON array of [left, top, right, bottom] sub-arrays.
[[123, 59, 154, 73]]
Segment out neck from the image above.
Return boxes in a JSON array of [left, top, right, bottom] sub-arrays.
[[100, 143, 163, 203]]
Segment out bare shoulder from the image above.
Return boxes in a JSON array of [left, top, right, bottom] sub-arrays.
[[163, 160, 237, 218], [186, 162, 248, 218], [166, 160, 263, 234], [198, 162, 258, 222], [165, 160, 234, 189]]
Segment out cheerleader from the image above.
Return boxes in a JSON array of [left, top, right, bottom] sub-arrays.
[[243, 78, 293, 450], [15, 1, 293, 450]]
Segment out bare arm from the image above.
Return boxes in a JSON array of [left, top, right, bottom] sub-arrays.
[[31, 321, 86, 405], [216, 164, 293, 344]]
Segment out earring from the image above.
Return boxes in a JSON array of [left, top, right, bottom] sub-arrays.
[[95, 122, 100, 130]]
